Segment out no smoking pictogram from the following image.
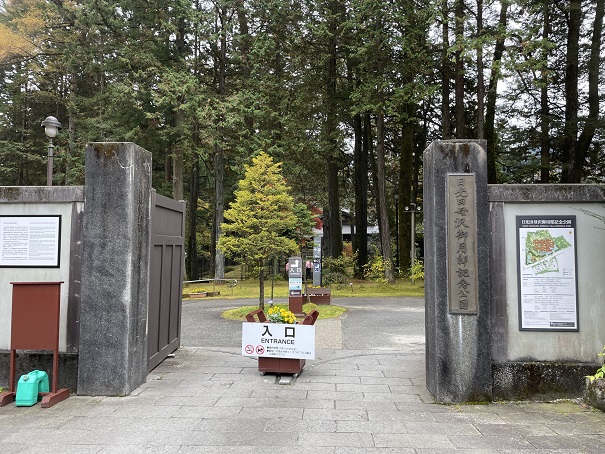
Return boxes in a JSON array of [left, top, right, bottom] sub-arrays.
[[256, 345, 265, 355], [245, 344, 254, 354]]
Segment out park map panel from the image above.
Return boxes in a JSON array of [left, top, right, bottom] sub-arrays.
[[517, 216, 578, 331]]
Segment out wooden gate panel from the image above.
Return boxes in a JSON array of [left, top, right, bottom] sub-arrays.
[[148, 191, 185, 372]]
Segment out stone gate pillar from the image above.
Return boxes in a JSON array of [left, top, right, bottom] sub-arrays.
[[423, 139, 492, 403], [77, 143, 152, 395]]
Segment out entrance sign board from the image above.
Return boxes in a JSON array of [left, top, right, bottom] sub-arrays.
[[288, 256, 303, 278], [0, 216, 61, 267], [517, 216, 578, 331], [242, 322, 315, 359]]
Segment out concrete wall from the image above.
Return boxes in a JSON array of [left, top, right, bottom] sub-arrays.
[[0, 186, 83, 391], [489, 184, 605, 398], [0, 187, 84, 353]]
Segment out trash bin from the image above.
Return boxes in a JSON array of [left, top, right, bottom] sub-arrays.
[[15, 370, 50, 407]]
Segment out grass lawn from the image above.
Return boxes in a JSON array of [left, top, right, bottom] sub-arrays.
[[184, 278, 424, 300], [222, 302, 347, 321], [184, 278, 424, 321]]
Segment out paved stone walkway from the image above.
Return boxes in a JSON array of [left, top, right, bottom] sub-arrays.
[[1, 297, 604, 452]]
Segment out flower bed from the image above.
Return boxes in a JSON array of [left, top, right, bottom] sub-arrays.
[[184, 287, 208, 298]]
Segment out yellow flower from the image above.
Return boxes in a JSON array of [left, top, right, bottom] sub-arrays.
[[267, 305, 296, 324]]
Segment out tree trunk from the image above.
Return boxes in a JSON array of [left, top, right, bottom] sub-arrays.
[[187, 158, 200, 280], [67, 71, 78, 185], [441, 0, 451, 139], [172, 118, 184, 201], [258, 258, 265, 310], [574, 0, 604, 181], [367, 114, 381, 245], [454, 0, 465, 138], [399, 115, 414, 275], [214, 146, 225, 280], [540, 1, 551, 183], [324, 1, 342, 260], [171, 16, 186, 200], [376, 112, 394, 283], [213, 4, 227, 280], [353, 113, 368, 278], [476, 0, 485, 139], [560, 0, 581, 183], [326, 160, 343, 258], [485, 0, 508, 184]]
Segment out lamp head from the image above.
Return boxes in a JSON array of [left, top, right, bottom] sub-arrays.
[[41, 116, 62, 139]]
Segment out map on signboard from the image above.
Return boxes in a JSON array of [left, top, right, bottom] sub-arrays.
[[517, 216, 577, 331], [523, 229, 572, 275]]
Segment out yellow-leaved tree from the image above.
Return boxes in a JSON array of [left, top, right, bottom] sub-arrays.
[[218, 152, 298, 309]]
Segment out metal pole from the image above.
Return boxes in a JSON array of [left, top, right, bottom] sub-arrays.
[[46, 139, 54, 186], [410, 204, 415, 285], [395, 199, 399, 269]]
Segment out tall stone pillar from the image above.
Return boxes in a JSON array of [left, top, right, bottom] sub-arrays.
[[423, 140, 492, 403], [77, 143, 152, 395]]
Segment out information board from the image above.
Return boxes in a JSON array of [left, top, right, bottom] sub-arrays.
[[517, 216, 578, 331], [242, 322, 315, 359], [0, 216, 61, 267], [289, 277, 302, 296]]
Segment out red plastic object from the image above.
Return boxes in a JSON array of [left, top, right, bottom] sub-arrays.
[[0, 282, 70, 408]]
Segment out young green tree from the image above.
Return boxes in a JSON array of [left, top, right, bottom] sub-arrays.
[[217, 152, 298, 309]]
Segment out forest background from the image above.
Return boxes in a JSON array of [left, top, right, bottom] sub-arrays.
[[0, 0, 603, 282]]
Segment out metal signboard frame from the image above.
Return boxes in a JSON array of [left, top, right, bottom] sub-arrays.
[[516, 215, 579, 331]]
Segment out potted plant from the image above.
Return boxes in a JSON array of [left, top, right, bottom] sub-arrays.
[[245, 306, 318, 376], [584, 345, 605, 411]]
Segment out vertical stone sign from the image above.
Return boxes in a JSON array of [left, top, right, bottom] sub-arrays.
[[423, 139, 491, 404], [447, 174, 478, 314]]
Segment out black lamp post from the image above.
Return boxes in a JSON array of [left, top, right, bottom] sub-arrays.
[[394, 195, 399, 269], [41, 116, 62, 186]]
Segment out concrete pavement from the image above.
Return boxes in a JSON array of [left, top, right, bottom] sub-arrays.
[[1, 297, 604, 453]]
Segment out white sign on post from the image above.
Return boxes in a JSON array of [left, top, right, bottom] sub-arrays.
[[0, 215, 61, 267], [242, 322, 315, 359]]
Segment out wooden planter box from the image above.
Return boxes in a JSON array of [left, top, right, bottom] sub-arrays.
[[245, 309, 319, 377], [189, 292, 207, 299], [258, 357, 305, 376], [306, 288, 331, 304]]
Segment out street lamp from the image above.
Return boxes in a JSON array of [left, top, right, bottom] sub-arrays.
[[394, 195, 399, 269], [41, 116, 62, 186], [404, 202, 422, 284]]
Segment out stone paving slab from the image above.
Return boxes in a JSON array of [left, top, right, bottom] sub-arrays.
[[1, 347, 604, 453], [5, 296, 602, 453]]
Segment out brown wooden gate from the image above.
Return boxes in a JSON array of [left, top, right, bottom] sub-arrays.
[[147, 190, 185, 372]]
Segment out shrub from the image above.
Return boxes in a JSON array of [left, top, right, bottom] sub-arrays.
[[363, 252, 389, 283], [587, 345, 605, 382], [409, 260, 425, 281], [323, 253, 355, 284]]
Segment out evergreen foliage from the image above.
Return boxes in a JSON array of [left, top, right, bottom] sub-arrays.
[[0, 0, 603, 279], [217, 152, 298, 307]]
